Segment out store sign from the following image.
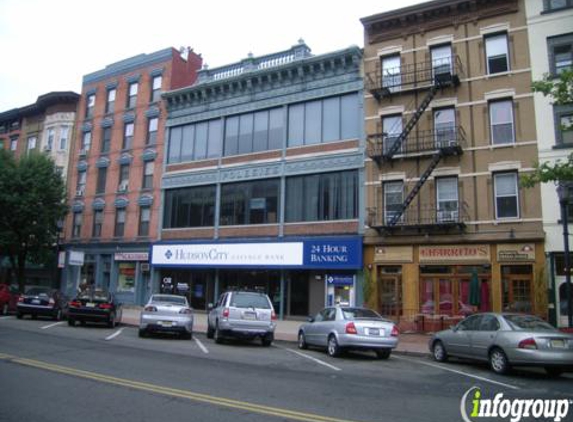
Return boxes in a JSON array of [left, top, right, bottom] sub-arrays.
[[115, 252, 149, 262], [151, 238, 362, 269], [497, 243, 535, 262], [374, 246, 413, 262], [69, 250, 85, 266], [419, 245, 490, 263], [326, 275, 354, 286]]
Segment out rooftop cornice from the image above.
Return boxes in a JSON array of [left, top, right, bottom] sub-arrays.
[[0, 91, 80, 122]]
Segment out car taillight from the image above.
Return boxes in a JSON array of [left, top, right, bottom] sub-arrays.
[[48, 298, 55, 306], [144, 305, 157, 312], [99, 303, 113, 310], [345, 322, 358, 334], [69, 301, 81, 308], [222, 308, 229, 318], [391, 326, 399, 337], [518, 338, 537, 350], [271, 310, 277, 321], [179, 308, 192, 314], [18, 295, 24, 303]]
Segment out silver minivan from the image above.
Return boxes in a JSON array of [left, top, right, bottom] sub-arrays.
[[207, 291, 277, 346]]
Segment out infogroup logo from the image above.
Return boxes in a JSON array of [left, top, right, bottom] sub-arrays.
[[460, 387, 571, 422]]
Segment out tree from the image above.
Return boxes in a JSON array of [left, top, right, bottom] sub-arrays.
[[0, 150, 67, 293], [521, 70, 573, 188]]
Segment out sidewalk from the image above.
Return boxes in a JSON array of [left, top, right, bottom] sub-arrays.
[[121, 306, 431, 357]]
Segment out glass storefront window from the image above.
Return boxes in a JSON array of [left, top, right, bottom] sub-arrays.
[[117, 262, 136, 292], [501, 265, 533, 313]]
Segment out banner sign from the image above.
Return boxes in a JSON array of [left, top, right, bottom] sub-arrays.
[[69, 250, 85, 266], [114, 252, 149, 261], [419, 245, 490, 263], [326, 275, 355, 286], [497, 244, 535, 262]]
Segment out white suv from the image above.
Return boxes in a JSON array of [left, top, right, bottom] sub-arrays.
[[207, 291, 277, 346]]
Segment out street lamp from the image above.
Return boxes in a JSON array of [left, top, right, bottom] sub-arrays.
[[53, 219, 63, 290], [556, 182, 573, 328]]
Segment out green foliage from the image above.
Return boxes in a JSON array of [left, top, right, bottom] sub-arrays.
[[531, 70, 573, 107], [521, 154, 573, 188], [0, 150, 67, 292]]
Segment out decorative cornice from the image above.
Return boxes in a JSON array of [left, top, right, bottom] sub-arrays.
[[118, 153, 133, 165], [92, 198, 105, 210], [77, 160, 88, 171], [72, 201, 85, 212], [81, 123, 92, 132], [138, 194, 154, 206], [123, 113, 136, 123], [141, 149, 157, 161], [101, 117, 114, 128], [145, 107, 161, 118], [96, 156, 111, 168], [114, 197, 129, 208]]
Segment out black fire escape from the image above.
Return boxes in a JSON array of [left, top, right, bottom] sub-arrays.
[[366, 56, 468, 234]]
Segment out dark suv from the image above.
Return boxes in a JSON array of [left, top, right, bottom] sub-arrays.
[[207, 291, 277, 346]]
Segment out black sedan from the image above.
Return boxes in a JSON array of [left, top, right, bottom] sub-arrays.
[[68, 289, 122, 328], [16, 287, 68, 320]]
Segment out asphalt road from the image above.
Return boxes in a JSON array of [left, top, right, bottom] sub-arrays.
[[0, 315, 572, 422]]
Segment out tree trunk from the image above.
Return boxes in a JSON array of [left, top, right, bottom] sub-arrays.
[[16, 252, 27, 294]]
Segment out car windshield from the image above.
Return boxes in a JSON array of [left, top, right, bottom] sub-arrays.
[[503, 315, 558, 332], [230, 293, 271, 309], [26, 288, 50, 297], [341, 308, 383, 320], [151, 295, 186, 305]]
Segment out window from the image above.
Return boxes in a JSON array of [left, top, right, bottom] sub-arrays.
[[382, 115, 402, 154], [163, 185, 216, 228], [287, 94, 359, 147], [101, 127, 112, 153], [151, 75, 162, 103], [142, 161, 154, 189], [59, 126, 69, 150], [494, 172, 519, 219], [96, 167, 107, 194], [222, 108, 283, 157], [106, 88, 116, 114], [543, 0, 573, 12], [285, 170, 358, 222], [86, 93, 95, 118], [27, 136, 37, 153], [434, 107, 456, 147], [384, 181, 403, 225], [46, 128, 54, 150], [431, 44, 452, 78], [221, 179, 279, 225], [127, 82, 138, 109], [139, 207, 151, 236], [92, 210, 104, 237], [10, 137, 17, 151], [118, 164, 129, 191], [485, 33, 509, 74], [123, 122, 134, 150], [489, 100, 514, 145], [169, 119, 222, 163], [82, 131, 92, 151], [114, 209, 126, 237], [548, 34, 573, 76], [502, 265, 533, 313], [72, 212, 83, 238], [147, 117, 158, 145], [436, 177, 459, 222], [77, 170, 87, 192], [381, 54, 401, 92]]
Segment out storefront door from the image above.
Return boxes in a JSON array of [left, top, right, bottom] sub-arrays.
[[501, 265, 533, 314], [377, 268, 402, 317]]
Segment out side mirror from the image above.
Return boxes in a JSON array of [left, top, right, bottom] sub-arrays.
[[207, 303, 214, 310], [307, 316, 315, 323], [451, 324, 458, 332]]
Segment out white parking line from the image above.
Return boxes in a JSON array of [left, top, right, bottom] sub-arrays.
[[393, 355, 519, 390], [193, 337, 209, 354], [40, 321, 66, 330], [105, 328, 124, 341], [279, 346, 342, 372]]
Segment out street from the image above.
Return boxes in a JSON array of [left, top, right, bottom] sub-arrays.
[[0, 316, 572, 422]]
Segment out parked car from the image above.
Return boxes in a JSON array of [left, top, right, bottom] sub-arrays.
[[429, 312, 573, 376], [207, 290, 277, 346], [139, 294, 194, 339], [68, 289, 122, 328], [298, 307, 399, 359], [0, 284, 19, 315], [16, 287, 68, 320]]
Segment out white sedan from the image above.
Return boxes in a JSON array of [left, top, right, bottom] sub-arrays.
[[139, 294, 194, 339]]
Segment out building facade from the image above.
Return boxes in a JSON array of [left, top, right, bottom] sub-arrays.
[[151, 42, 365, 317], [526, 0, 573, 327], [361, 0, 546, 331], [61, 47, 202, 304]]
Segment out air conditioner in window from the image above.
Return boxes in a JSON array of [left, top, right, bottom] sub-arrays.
[[437, 210, 458, 223], [76, 188, 85, 197], [79, 148, 87, 157], [140, 263, 150, 272], [118, 182, 129, 193], [44, 145, 52, 152]]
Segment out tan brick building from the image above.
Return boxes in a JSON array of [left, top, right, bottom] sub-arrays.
[[361, 0, 546, 331]]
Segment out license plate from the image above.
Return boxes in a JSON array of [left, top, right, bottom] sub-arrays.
[[32, 299, 41, 305], [86, 302, 95, 308], [550, 339, 565, 348], [160, 321, 173, 327], [243, 312, 257, 320], [367, 328, 380, 336]]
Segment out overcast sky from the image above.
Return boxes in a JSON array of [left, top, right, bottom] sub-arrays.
[[0, 0, 425, 112]]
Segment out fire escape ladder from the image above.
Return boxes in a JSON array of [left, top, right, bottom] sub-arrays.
[[384, 84, 439, 161], [387, 151, 443, 226]]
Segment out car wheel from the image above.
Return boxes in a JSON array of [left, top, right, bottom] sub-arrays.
[[31, 314, 37, 320], [545, 367, 564, 377], [182, 331, 192, 340], [489, 348, 511, 375], [327, 335, 341, 358], [80, 320, 86, 326], [214, 323, 223, 344], [206, 324, 214, 339], [16, 312, 23, 319], [107, 313, 116, 328], [261, 333, 273, 347], [68, 319, 75, 327], [432, 340, 448, 362], [376, 349, 391, 360], [298, 331, 308, 350], [2, 303, 8, 316]]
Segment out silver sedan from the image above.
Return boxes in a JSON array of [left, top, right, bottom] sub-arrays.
[[298, 307, 399, 359], [430, 313, 573, 376], [139, 294, 194, 339]]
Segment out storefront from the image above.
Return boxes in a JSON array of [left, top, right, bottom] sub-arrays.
[[150, 237, 363, 318], [365, 242, 545, 332]]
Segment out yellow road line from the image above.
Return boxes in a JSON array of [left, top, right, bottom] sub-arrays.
[[0, 353, 364, 422]]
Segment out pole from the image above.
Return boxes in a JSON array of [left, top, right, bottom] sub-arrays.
[[559, 191, 573, 328]]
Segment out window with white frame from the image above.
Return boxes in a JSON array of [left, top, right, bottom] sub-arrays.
[[384, 181, 403, 225], [77, 170, 87, 192], [46, 128, 55, 150], [139, 206, 151, 236], [72, 212, 83, 238], [10, 137, 17, 151], [147, 117, 158, 144], [27, 136, 37, 152], [114, 209, 126, 237], [127, 82, 138, 109], [106, 88, 116, 114], [101, 127, 112, 153], [92, 210, 104, 237], [86, 93, 95, 118], [82, 131, 92, 151], [381, 55, 401, 92], [142, 161, 154, 189], [489, 100, 514, 145], [431, 44, 452, 78], [59, 126, 69, 150], [123, 122, 134, 150], [382, 115, 402, 154], [436, 177, 459, 222], [494, 172, 519, 219], [485, 33, 509, 74], [434, 107, 456, 148], [151, 75, 162, 103]]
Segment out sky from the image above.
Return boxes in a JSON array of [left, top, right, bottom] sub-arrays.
[[0, 0, 425, 112]]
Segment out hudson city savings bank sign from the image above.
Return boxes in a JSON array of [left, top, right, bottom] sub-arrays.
[[151, 238, 362, 270]]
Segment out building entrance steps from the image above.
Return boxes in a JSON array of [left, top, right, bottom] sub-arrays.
[[120, 306, 431, 357]]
